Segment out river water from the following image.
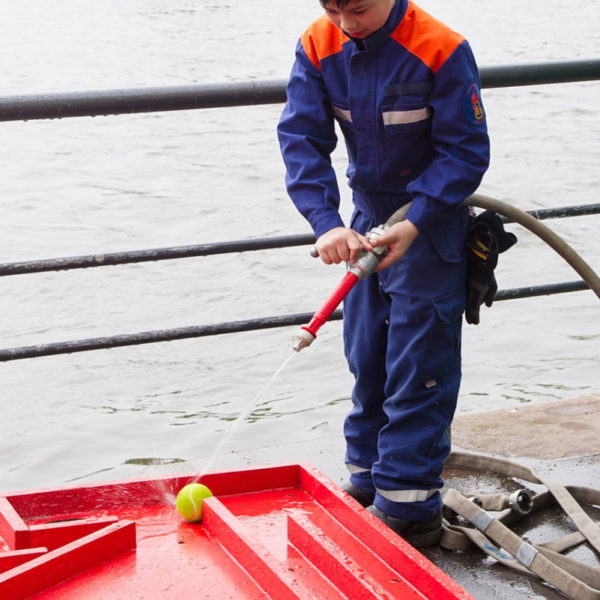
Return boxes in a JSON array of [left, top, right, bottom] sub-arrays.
[[1, 0, 599, 493]]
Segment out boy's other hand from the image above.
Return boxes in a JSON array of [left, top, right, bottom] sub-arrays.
[[315, 227, 369, 265], [369, 220, 419, 271]]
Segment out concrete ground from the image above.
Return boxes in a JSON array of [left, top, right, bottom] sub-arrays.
[[211, 394, 600, 599], [451, 394, 600, 460]]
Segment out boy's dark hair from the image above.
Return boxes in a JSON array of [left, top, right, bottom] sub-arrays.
[[320, 0, 352, 7]]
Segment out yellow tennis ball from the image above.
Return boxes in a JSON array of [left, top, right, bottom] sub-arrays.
[[175, 483, 213, 522]]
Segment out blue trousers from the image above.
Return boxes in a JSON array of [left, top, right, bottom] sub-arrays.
[[343, 210, 466, 521]]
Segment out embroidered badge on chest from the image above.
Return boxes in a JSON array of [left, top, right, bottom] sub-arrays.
[[464, 82, 486, 125]]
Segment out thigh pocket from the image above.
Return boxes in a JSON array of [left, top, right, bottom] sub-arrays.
[[417, 291, 465, 384]]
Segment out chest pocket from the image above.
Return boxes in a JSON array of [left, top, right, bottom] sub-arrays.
[[381, 81, 432, 133]]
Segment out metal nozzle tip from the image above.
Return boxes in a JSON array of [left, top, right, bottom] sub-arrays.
[[292, 329, 315, 352]]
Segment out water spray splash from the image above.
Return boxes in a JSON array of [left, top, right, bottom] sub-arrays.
[[193, 351, 296, 483]]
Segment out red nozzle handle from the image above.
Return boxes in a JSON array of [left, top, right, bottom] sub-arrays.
[[302, 271, 359, 338]]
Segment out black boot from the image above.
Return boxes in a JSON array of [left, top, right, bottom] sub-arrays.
[[367, 505, 442, 548], [341, 482, 375, 508]]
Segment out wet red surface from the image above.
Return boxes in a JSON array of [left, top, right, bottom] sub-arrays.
[[0, 463, 472, 600]]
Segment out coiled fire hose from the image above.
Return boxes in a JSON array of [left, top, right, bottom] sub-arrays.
[[442, 452, 600, 600], [292, 193, 600, 351]]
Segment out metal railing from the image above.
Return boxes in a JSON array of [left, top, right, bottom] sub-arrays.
[[1, 60, 599, 122], [1, 59, 599, 361], [1, 203, 599, 277]]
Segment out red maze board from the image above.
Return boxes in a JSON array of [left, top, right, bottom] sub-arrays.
[[0, 463, 472, 599]]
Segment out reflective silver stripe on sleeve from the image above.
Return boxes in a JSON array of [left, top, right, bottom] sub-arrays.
[[346, 463, 370, 474], [471, 510, 494, 532], [376, 487, 437, 503], [332, 106, 352, 122], [382, 107, 430, 125], [516, 542, 538, 568]]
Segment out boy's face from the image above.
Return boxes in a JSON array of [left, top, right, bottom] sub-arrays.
[[322, 0, 395, 39]]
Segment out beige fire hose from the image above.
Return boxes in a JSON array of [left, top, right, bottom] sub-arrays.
[[465, 193, 600, 299], [386, 193, 600, 298]]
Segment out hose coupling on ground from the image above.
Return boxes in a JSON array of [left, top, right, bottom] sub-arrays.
[[508, 489, 534, 515]]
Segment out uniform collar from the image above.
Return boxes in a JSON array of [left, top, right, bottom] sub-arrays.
[[347, 0, 407, 52]]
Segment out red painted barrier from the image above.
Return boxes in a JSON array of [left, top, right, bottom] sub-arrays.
[[0, 463, 473, 599]]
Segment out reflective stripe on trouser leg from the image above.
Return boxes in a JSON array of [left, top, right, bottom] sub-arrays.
[[377, 487, 438, 503], [343, 211, 466, 521], [346, 463, 370, 475], [345, 463, 373, 494]]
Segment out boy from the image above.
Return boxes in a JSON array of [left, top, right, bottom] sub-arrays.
[[278, 0, 489, 547]]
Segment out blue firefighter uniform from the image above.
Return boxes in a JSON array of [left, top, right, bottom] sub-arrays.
[[278, 0, 490, 521]]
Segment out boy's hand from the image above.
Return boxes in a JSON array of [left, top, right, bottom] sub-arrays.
[[367, 220, 419, 271], [315, 227, 369, 265]]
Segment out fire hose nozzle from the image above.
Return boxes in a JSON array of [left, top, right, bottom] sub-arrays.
[[294, 221, 395, 353], [347, 225, 389, 279], [508, 489, 534, 515], [292, 328, 316, 352]]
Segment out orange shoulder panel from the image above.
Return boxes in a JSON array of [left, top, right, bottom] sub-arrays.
[[391, 1, 465, 73], [300, 15, 348, 70]]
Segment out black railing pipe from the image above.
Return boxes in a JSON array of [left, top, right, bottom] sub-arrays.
[[494, 280, 589, 300], [0, 234, 315, 277], [0, 280, 590, 362], [480, 58, 600, 88], [1, 203, 598, 277], [0, 313, 313, 362], [1, 60, 598, 122], [0, 80, 287, 122], [512, 202, 600, 222]]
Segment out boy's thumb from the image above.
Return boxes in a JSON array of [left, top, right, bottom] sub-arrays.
[[370, 231, 390, 247]]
